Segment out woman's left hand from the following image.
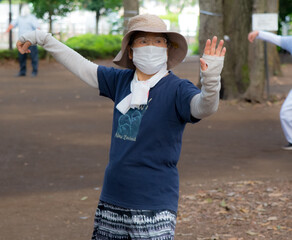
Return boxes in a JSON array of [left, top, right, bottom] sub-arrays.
[[200, 36, 226, 71]]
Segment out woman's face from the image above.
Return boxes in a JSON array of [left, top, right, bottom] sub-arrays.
[[128, 32, 168, 60]]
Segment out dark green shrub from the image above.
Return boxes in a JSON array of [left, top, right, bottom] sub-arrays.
[[38, 47, 47, 59], [0, 49, 18, 60], [65, 33, 122, 59]]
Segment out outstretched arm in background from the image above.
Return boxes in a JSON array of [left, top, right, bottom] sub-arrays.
[[16, 30, 99, 88], [248, 30, 282, 46], [5, 24, 14, 33], [190, 36, 226, 119], [248, 30, 292, 55]]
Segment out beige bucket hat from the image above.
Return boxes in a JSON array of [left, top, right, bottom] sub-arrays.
[[113, 14, 188, 70]]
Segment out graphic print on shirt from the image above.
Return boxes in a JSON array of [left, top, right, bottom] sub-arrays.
[[115, 99, 152, 141]]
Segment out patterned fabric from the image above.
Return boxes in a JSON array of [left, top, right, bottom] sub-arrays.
[[91, 201, 177, 240]]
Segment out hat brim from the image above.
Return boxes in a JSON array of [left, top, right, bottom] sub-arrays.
[[113, 28, 188, 70]]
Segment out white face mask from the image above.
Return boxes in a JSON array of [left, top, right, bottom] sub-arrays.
[[132, 46, 168, 75]]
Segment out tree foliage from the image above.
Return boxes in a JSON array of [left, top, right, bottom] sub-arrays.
[[278, 0, 292, 34], [27, 0, 77, 32], [81, 0, 122, 15], [80, 0, 122, 34], [155, 0, 197, 13], [279, 0, 292, 22]]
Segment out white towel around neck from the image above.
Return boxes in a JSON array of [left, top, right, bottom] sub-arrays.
[[116, 64, 168, 114]]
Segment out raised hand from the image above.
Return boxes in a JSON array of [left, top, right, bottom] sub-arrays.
[[200, 36, 226, 71], [16, 40, 32, 54]]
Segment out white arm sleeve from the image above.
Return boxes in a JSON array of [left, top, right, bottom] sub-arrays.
[[19, 29, 99, 88], [257, 31, 282, 48], [190, 54, 224, 119]]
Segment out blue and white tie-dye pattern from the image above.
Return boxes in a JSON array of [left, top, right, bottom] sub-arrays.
[[92, 201, 176, 240]]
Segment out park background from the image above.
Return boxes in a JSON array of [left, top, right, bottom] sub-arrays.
[[1, 0, 292, 101], [0, 0, 292, 239]]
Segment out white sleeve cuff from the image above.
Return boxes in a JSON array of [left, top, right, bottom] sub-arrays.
[[190, 55, 223, 119]]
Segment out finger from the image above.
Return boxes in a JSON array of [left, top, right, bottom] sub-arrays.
[[248, 33, 253, 42], [16, 41, 25, 54], [16, 41, 22, 50], [220, 47, 226, 57], [210, 36, 217, 55], [204, 39, 211, 55], [215, 40, 224, 56], [200, 58, 208, 71], [23, 41, 31, 52], [16, 41, 31, 54]]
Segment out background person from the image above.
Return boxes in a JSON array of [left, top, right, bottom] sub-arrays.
[[248, 30, 292, 150], [17, 14, 226, 239], [6, 4, 39, 77]]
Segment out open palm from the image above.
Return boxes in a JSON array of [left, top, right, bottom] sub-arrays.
[[200, 36, 226, 71]]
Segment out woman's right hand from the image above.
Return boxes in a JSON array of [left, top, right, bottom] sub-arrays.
[[16, 40, 32, 54]]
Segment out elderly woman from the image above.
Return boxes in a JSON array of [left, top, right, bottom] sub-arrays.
[[17, 14, 226, 240]]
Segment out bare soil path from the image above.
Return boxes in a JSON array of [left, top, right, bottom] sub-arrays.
[[0, 56, 291, 240]]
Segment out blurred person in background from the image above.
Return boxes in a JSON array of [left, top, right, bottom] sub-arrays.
[[6, 4, 39, 77], [248, 30, 292, 151]]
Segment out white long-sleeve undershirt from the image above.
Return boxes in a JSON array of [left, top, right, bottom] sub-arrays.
[[257, 31, 292, 55], [191, 55, 224, 119], [257, 31, 282, 48]]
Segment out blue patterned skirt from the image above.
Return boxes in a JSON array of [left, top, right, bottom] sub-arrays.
[[91, 201, 177, 240]]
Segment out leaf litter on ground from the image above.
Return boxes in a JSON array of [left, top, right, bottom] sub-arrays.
[[175, 179, 292, 239]]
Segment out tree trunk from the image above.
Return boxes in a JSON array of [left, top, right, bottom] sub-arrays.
[[198, 0, 224, 95], [199, 0, 224, 55], [47, 13, 53, 62], [19, 3, 23, 14], [267, 0, 282, 76], [221, 0, 253, 99], [199, 0, 252, 99], [123, 0, 139, 35], [244, 40, 265, 102], [244, 0, 280, 102], [48, 13, 53, 33], [244, 0, 266, 102], [95, 10, 100, 35]]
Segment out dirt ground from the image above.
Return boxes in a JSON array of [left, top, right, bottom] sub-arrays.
[[0, 56, 291, 240]]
